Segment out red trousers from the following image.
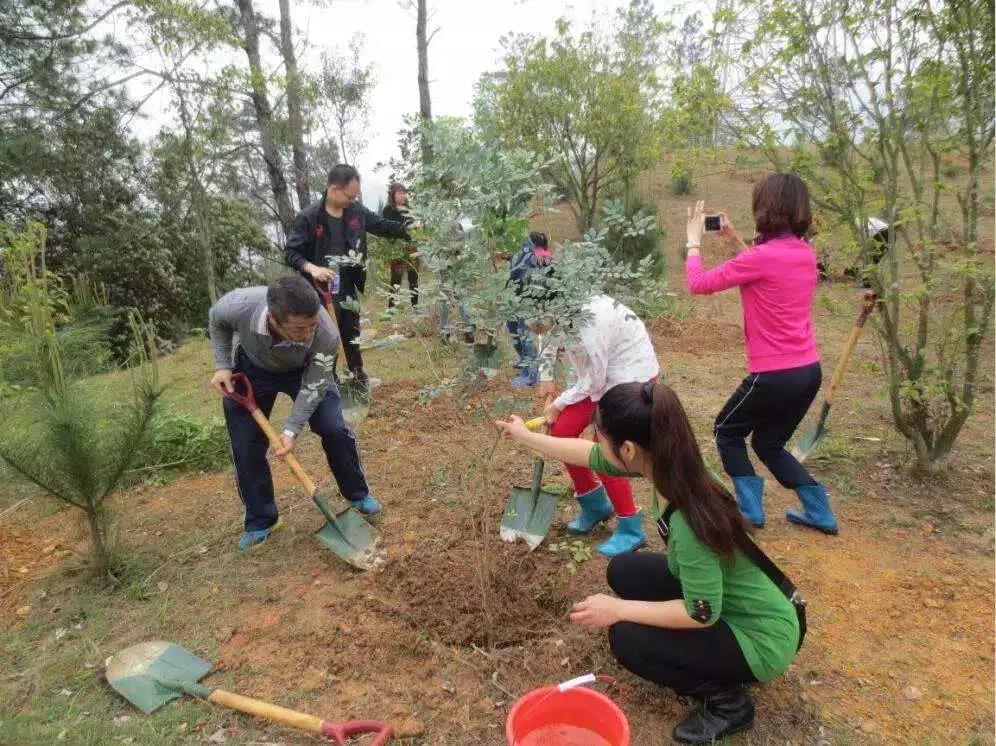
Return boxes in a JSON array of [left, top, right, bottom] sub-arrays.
[[550, 397, 636, 517]]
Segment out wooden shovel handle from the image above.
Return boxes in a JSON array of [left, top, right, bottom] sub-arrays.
[[224, 374, 322, 499], [245, 408, 317, 497], [313, 278, 351, 362], [824, 291, 878, 407], [207, 689, 394, 744]]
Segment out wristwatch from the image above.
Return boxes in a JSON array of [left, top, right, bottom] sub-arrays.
[[281, 429, 297, 439]]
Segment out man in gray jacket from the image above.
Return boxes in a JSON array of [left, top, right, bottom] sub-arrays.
[[209, 275, 380, 551]]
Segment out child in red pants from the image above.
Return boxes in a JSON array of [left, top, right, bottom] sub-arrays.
[[538, 294, 660, 555]]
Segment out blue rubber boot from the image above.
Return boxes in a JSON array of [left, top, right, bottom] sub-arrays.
[[596, 511, 646, 556], [510, 369, 538, 387], [732, 476, 766, 528], [237, 517, 283, 551], [786, 484, 838, 535], [352, 495, 382, 516], [566, 485, 613, 534]]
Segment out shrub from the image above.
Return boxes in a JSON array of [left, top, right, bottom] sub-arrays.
[[601, 197, 666, 279], [669, 163, 693, 195], [135, 410, 230, 476]]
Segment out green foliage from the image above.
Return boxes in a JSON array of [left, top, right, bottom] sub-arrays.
[[0, 224, 163, 582], [669, 161, 694, 195], [135, 410, 230, 476], [478, 1, 666, 233], [601, 196, 666, 278], [735, 0, 995, 470], [661, 63, 731, 191], [409, 119, 668, 388], [548, 539, 593, 573], [314, 34, 375, 164]]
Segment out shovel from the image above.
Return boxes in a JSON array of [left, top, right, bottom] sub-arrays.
[[105, 640, 393, 744], [792, 291, 878, 462], [500, 402, 559, 551], [224, 373, 382, 571], [314, 277, 370, 427]]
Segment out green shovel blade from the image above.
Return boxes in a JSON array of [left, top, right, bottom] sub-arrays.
[[312, 496, 380, 570], [791, 420, 827, 462], [105, 641, 212, 714], [501, 487, 559, 551]]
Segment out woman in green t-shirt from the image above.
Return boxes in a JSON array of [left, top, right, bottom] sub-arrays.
[[495, 380, 800, 745]]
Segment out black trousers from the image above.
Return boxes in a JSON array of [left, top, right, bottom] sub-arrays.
[[333, 265, 366, 372], [713, 362, 821, 488], [223, 348, 369, 531], [607, 553, 755, 695], [388, 259, 419, 308]]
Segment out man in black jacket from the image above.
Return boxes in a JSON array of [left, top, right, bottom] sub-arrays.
[[285, 164, 413, 386]]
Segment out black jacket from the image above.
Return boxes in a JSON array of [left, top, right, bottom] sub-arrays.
[[284, 195, 410, 274], [381, 204, 412, 226]]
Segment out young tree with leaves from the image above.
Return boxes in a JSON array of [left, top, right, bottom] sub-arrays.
[[479, 2, 666, 234], [734, 0, 994, 472], [317, 36, 375, 166]]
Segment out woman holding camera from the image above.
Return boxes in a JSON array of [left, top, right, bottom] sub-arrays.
[[495, 381, 801, 744], [685, 173, 837, 535]]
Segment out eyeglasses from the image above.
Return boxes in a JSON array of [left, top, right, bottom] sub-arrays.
[[270, 315, 318, 344]]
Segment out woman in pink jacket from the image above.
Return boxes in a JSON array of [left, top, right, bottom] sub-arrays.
[[684, 173, 837, 535]]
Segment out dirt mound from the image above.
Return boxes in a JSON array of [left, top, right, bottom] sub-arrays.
[[381, 537, 572, 647]]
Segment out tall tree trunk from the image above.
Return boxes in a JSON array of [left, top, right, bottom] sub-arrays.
[[235, 0, 295, 234], [277, 0, 311, 210], [176, 86, 218, 304], [416, 0, 432, 161]]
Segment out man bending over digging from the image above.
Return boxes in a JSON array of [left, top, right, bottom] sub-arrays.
[[209, 276, 380, 550]]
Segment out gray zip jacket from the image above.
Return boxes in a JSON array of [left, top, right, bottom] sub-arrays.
[[208, 287, 339, 436]]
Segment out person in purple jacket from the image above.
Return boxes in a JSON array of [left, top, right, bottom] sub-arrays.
[[685, 173, 837, 535]]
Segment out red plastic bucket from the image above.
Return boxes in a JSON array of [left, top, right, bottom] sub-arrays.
[[506, 685, 630, 746]]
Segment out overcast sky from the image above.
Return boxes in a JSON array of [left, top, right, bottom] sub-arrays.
[[134, 0, 699, 206]]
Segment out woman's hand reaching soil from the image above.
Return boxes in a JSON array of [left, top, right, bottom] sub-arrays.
[[570, 594, 622, 630]]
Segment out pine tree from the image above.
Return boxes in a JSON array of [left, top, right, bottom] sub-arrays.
[[0, 223, 163, 582]]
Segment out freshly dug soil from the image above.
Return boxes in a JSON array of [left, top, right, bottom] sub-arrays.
[[381, 537, 573, 647]]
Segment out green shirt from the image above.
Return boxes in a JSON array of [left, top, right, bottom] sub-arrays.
[[589, 445, 799, 682]]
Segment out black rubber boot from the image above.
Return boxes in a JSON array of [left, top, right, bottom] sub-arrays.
[[672, 685, 755, 744]]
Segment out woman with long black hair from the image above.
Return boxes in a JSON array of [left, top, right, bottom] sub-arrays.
[[495, 380, 801, 744], [685, 173, 837, 534]]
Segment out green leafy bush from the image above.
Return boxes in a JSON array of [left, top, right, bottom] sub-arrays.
[[669, 163, 693, 195], [135, 410, 230, 475], [601, 197, 666, 278]]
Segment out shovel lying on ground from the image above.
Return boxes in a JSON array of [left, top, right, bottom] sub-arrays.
[[106, 640, 393, 744], [500, 402, 559, 551], [224, 373, 383, 571], [314, 277, 370, 427], [792, 291, 878, 462]]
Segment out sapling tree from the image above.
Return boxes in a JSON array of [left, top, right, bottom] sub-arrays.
[[733, 0, 994, 472], [0, 223, 163, 582], [382, 120, 666, 645], [479, 2, 667, 233]]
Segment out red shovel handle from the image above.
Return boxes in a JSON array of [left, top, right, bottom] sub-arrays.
[[224, 372, 258, 413], [313, 277, 335, 307], [321, 719, 394, 745]]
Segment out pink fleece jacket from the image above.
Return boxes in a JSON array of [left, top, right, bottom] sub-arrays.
[[685, 235, 820, 373]]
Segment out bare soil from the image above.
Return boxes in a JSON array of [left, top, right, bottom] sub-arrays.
[[2, 163, 993, 745]]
